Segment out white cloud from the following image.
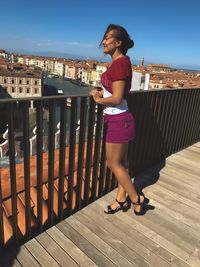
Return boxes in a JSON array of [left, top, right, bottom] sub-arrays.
[[27, 38, 96, 48], [0, 35, 101, 58]]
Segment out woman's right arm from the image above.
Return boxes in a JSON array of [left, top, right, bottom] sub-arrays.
[[91, 80, 125, 106]]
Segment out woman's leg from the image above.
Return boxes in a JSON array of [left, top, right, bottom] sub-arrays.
[[107, 147, 128, 209], [106, 142, 144, 212]]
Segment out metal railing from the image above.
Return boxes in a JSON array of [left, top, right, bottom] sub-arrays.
[[0, 88, 199, 249], [127, 88, 200, 176]]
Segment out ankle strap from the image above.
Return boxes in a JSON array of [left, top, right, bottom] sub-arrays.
[[132, 194, 142, 205], [116, 198, 127, 206]]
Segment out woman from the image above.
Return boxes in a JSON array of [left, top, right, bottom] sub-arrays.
[[90, 24, 147, 215]]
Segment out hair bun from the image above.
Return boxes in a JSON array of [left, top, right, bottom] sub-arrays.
[[128, 39, 134, 48]]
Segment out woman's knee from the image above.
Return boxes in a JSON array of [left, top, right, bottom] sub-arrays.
[[107, 160, 122, 172], [106, 159, 113, 170]]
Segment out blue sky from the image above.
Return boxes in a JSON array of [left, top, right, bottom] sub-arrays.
[[0, 0, 200, 69]]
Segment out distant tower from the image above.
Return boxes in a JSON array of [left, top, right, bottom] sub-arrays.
[[140, 58, 144, 66]]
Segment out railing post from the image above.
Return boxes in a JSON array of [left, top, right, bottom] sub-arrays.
[[76, 97, 87, 211], [58, 98, 67, 221], [36, 100, 43, 233], [188, 89, 200, 146], [98, 124, 107, 198], [67, 98, 77, 215], [48, 99, 56, 226], [83, 97, 95, 206], [22, 101, 31, 240], [0, 168, 4, 247], [8, 102, 18, 244], [91, 104, 103, 201]]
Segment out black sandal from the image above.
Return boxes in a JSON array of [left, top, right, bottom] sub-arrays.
[[104, 197, 131, 214], [132, 195, 147, 216], [141, 193, 149, 204]]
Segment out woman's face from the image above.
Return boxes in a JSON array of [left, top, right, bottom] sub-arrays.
[[102, 30, 121, 55]]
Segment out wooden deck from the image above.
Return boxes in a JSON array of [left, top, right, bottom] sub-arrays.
[[0, 142, 200, 267]]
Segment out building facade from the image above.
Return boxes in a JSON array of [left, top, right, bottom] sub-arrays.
[[0, 67, 43, 98]]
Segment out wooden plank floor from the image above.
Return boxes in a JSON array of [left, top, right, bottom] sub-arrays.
[[0, 142, 200, 267]]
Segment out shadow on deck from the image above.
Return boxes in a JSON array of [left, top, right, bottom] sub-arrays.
[[0, 142, 200, 267]]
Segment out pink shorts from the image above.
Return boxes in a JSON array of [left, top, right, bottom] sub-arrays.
[[104, 111, 136, 143]]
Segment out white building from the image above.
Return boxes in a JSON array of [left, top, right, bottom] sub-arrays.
[[36, 58, 45, 69], [18, 56, 25, 64], [81, 69, 91, 85], [46, 59, 54, 73], [53, 61, 64, 76], [0, 50, 7, 58], [96, 64, 108, 86], [130, 71, 150, 91]]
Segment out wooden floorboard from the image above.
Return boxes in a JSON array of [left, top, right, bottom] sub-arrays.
[[46, 226, 97, 267], [0, 142, 199, 267]]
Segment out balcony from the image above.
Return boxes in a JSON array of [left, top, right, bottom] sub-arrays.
[[0, 88, 200, 263]]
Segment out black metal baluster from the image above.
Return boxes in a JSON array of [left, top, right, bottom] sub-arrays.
[[76, 97, 87, 210], [36, 100, 43, 233], [160, 91, 172, 158], [91, 104, 103, 201], [110, 173, 117, 191], [127, 92, 139, 175], [67, 98, 77, 215], [193, 90, 200, 141], [165, 90, 178, 156], [98, 123, 107, 198], [58, 99, 67, 221], [154, 91, 168, 161], [8, 102, 18, 244], [134, 93, 149, 173], [188, 90, 199, 145], [48, 100, 55, 226], [22, 101, 31, 240], [142, 91, 158, 168], [176, 90, 189, 151], [169, 90, 182, 154], [169, 90, 181, 155], [83, 97, 95, 206], [0, 168, 4, 247], [104, 167, 112, 194], [184, 89, 193, 149]]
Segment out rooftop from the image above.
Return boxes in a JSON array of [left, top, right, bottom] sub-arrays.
[[0, 66, 43, 79]]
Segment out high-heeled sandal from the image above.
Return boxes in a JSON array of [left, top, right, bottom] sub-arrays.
[[104, 197, 131, 214], [132, 194, 147, 216], [141, 193, 149, 204]]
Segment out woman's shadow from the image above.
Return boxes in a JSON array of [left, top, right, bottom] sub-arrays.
[[132, 159, 166, 214]]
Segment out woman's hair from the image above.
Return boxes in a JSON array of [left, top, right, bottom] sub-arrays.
[[100, 24, 134, 55]]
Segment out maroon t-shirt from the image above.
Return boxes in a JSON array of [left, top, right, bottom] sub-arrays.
[[101, 56, 132, 99]]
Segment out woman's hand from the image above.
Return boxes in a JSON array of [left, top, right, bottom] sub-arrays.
[[90, 87, 103, 103]]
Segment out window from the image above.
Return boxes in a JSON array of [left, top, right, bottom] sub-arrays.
[[27, 80, 29, 85], [12, 79, 15, 84], [26, 88, 30, 94], [4, 79, 6, 83], [12, 87, 15, 93], [35, 80, 37, 85], [19, 87, 22, 93], [19, 79, 22, 84], [34, 88, 38, 94]]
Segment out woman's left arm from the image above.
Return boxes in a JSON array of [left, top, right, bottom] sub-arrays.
[[91, 80, 125, 106]]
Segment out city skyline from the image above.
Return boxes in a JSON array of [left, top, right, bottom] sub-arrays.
[[1, 0, 200, 70]]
